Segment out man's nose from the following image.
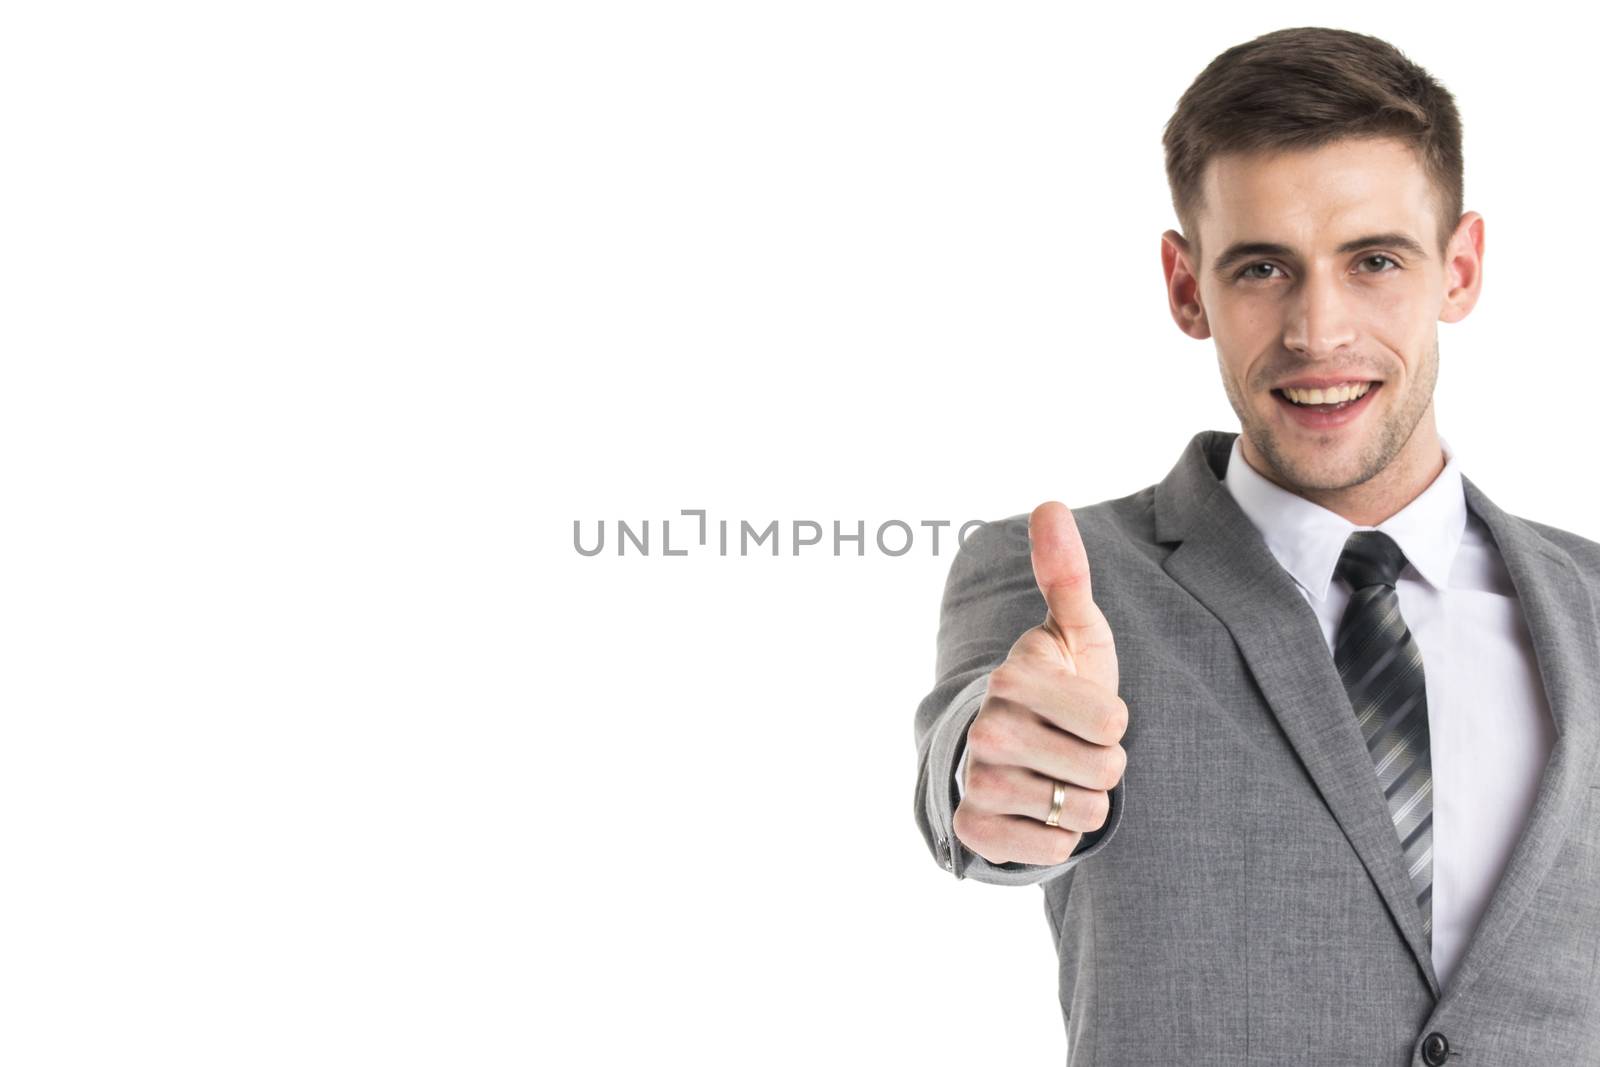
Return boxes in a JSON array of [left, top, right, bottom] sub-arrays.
[[1281, 268, 1358, 357]]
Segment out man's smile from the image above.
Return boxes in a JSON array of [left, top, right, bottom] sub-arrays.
[[1270, 380, 1383, 428]]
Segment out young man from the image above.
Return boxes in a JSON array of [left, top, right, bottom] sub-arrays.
[[913, 27, 1600, 1065]]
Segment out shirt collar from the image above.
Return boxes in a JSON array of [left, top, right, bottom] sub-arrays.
[[1221, 433, 1468, 602]]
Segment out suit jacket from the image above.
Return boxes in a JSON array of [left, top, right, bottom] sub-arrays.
[[913, 428, 1600, 1065]]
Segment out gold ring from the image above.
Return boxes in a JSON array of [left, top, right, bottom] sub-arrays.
[[1045, 779, 1066, 827]]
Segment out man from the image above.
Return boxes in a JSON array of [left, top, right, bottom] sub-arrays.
[[912, 26, 1600, 1065]]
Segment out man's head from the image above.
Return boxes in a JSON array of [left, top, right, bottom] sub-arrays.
[[1158, 27, 1484, 517]]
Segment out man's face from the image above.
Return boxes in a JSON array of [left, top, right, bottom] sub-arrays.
[[1171, 136, 1469, 494]]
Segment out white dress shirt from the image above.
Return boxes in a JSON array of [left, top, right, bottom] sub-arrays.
[[957, 432, 1554, 990]]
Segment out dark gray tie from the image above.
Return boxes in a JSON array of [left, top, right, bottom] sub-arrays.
[[1333, 530, 1433, 946]]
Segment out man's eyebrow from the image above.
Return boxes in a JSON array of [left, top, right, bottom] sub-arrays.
[[1211, 232, 1430, 276]]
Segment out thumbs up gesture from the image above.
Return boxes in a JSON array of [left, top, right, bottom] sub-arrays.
[[953, 502, 1129, 866]]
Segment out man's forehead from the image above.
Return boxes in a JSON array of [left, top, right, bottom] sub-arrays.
[[1196, 137, 1436, 255]]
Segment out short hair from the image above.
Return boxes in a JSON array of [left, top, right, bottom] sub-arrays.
[[1162, 27, 1464, 263]]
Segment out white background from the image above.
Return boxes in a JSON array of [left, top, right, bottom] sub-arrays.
[[4, 3, 1596, 1064]]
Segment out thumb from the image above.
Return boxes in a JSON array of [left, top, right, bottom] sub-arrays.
[[1029, 501, 1119, 692]]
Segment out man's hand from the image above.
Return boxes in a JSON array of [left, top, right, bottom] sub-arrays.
[[953, 501, 1128, 866]]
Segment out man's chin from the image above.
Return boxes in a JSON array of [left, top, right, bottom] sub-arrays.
[[1246, 430, 1377, 492]]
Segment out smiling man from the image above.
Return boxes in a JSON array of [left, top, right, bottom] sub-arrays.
[[913, 26, 1600, 1066], [1175, 135, 1464, 527]]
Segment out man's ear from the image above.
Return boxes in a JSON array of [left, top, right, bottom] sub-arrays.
[[1439, 211, 1484, 325], [1162, 229, 1211, 340]]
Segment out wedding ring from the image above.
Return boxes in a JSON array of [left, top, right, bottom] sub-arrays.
[[1044, 779, 1066, 827]]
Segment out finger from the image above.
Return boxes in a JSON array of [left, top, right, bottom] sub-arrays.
[[1029, 500, 1100, 632], [953, 808, 1085, 867], [986, 661, 1129, 745], [1028, 501, 1120, 693], [962, 760, 1112, 831], [968, 703, 1127, 792]]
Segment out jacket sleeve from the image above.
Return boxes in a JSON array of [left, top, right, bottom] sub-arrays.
[[913, 514, 1125, 885]]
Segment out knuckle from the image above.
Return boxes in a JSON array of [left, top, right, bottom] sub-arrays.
[[1050, 830, 1082, 865], [1087, 789, 1111, 831], [951, 804, 978, 846], [960, 713, 998, 755], [1100, 744, 1127, 789], [1103, 696, 1130, 741], [954, 809, 1008, 865], [965, 761, 1001, 802], [967, 713, 1008, 759], [986, 664, 1017, 701]]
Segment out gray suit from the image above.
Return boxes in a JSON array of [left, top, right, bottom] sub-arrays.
[[913, 429, 1600, 1064]]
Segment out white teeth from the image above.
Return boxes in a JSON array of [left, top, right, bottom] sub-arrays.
[[1282, 382, 1372, 405]]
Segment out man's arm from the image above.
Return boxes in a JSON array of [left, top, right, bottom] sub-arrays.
[[913, 516, 1124, 885]]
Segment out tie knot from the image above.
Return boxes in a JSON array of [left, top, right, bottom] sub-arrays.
[[1336, 530, 1409, 590]]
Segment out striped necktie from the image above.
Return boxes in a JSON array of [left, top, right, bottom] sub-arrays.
[[1333, 530, 1433, 947]]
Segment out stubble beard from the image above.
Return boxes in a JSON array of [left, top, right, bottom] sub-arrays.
[[1222, 338, 1439, 494]]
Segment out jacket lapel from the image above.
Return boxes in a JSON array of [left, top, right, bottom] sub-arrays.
[[1155, 431, 1442, 992], [1152, 430, 1600, 1004], [1427, 477, 1600, 1003]]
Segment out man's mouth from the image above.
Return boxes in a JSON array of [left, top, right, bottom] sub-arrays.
[[1271, 380, 1377, 412], [1269, 380, 1382, 428]]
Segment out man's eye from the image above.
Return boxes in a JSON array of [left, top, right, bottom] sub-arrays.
[[1358, 254, 1399, 273], [1239, 262, 1280, 281]]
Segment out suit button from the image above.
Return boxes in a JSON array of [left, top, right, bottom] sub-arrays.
[[1421, 1032, 1449, 1065]]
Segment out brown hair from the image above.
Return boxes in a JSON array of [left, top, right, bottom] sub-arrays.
[[1162, 27, 1463, 263]]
